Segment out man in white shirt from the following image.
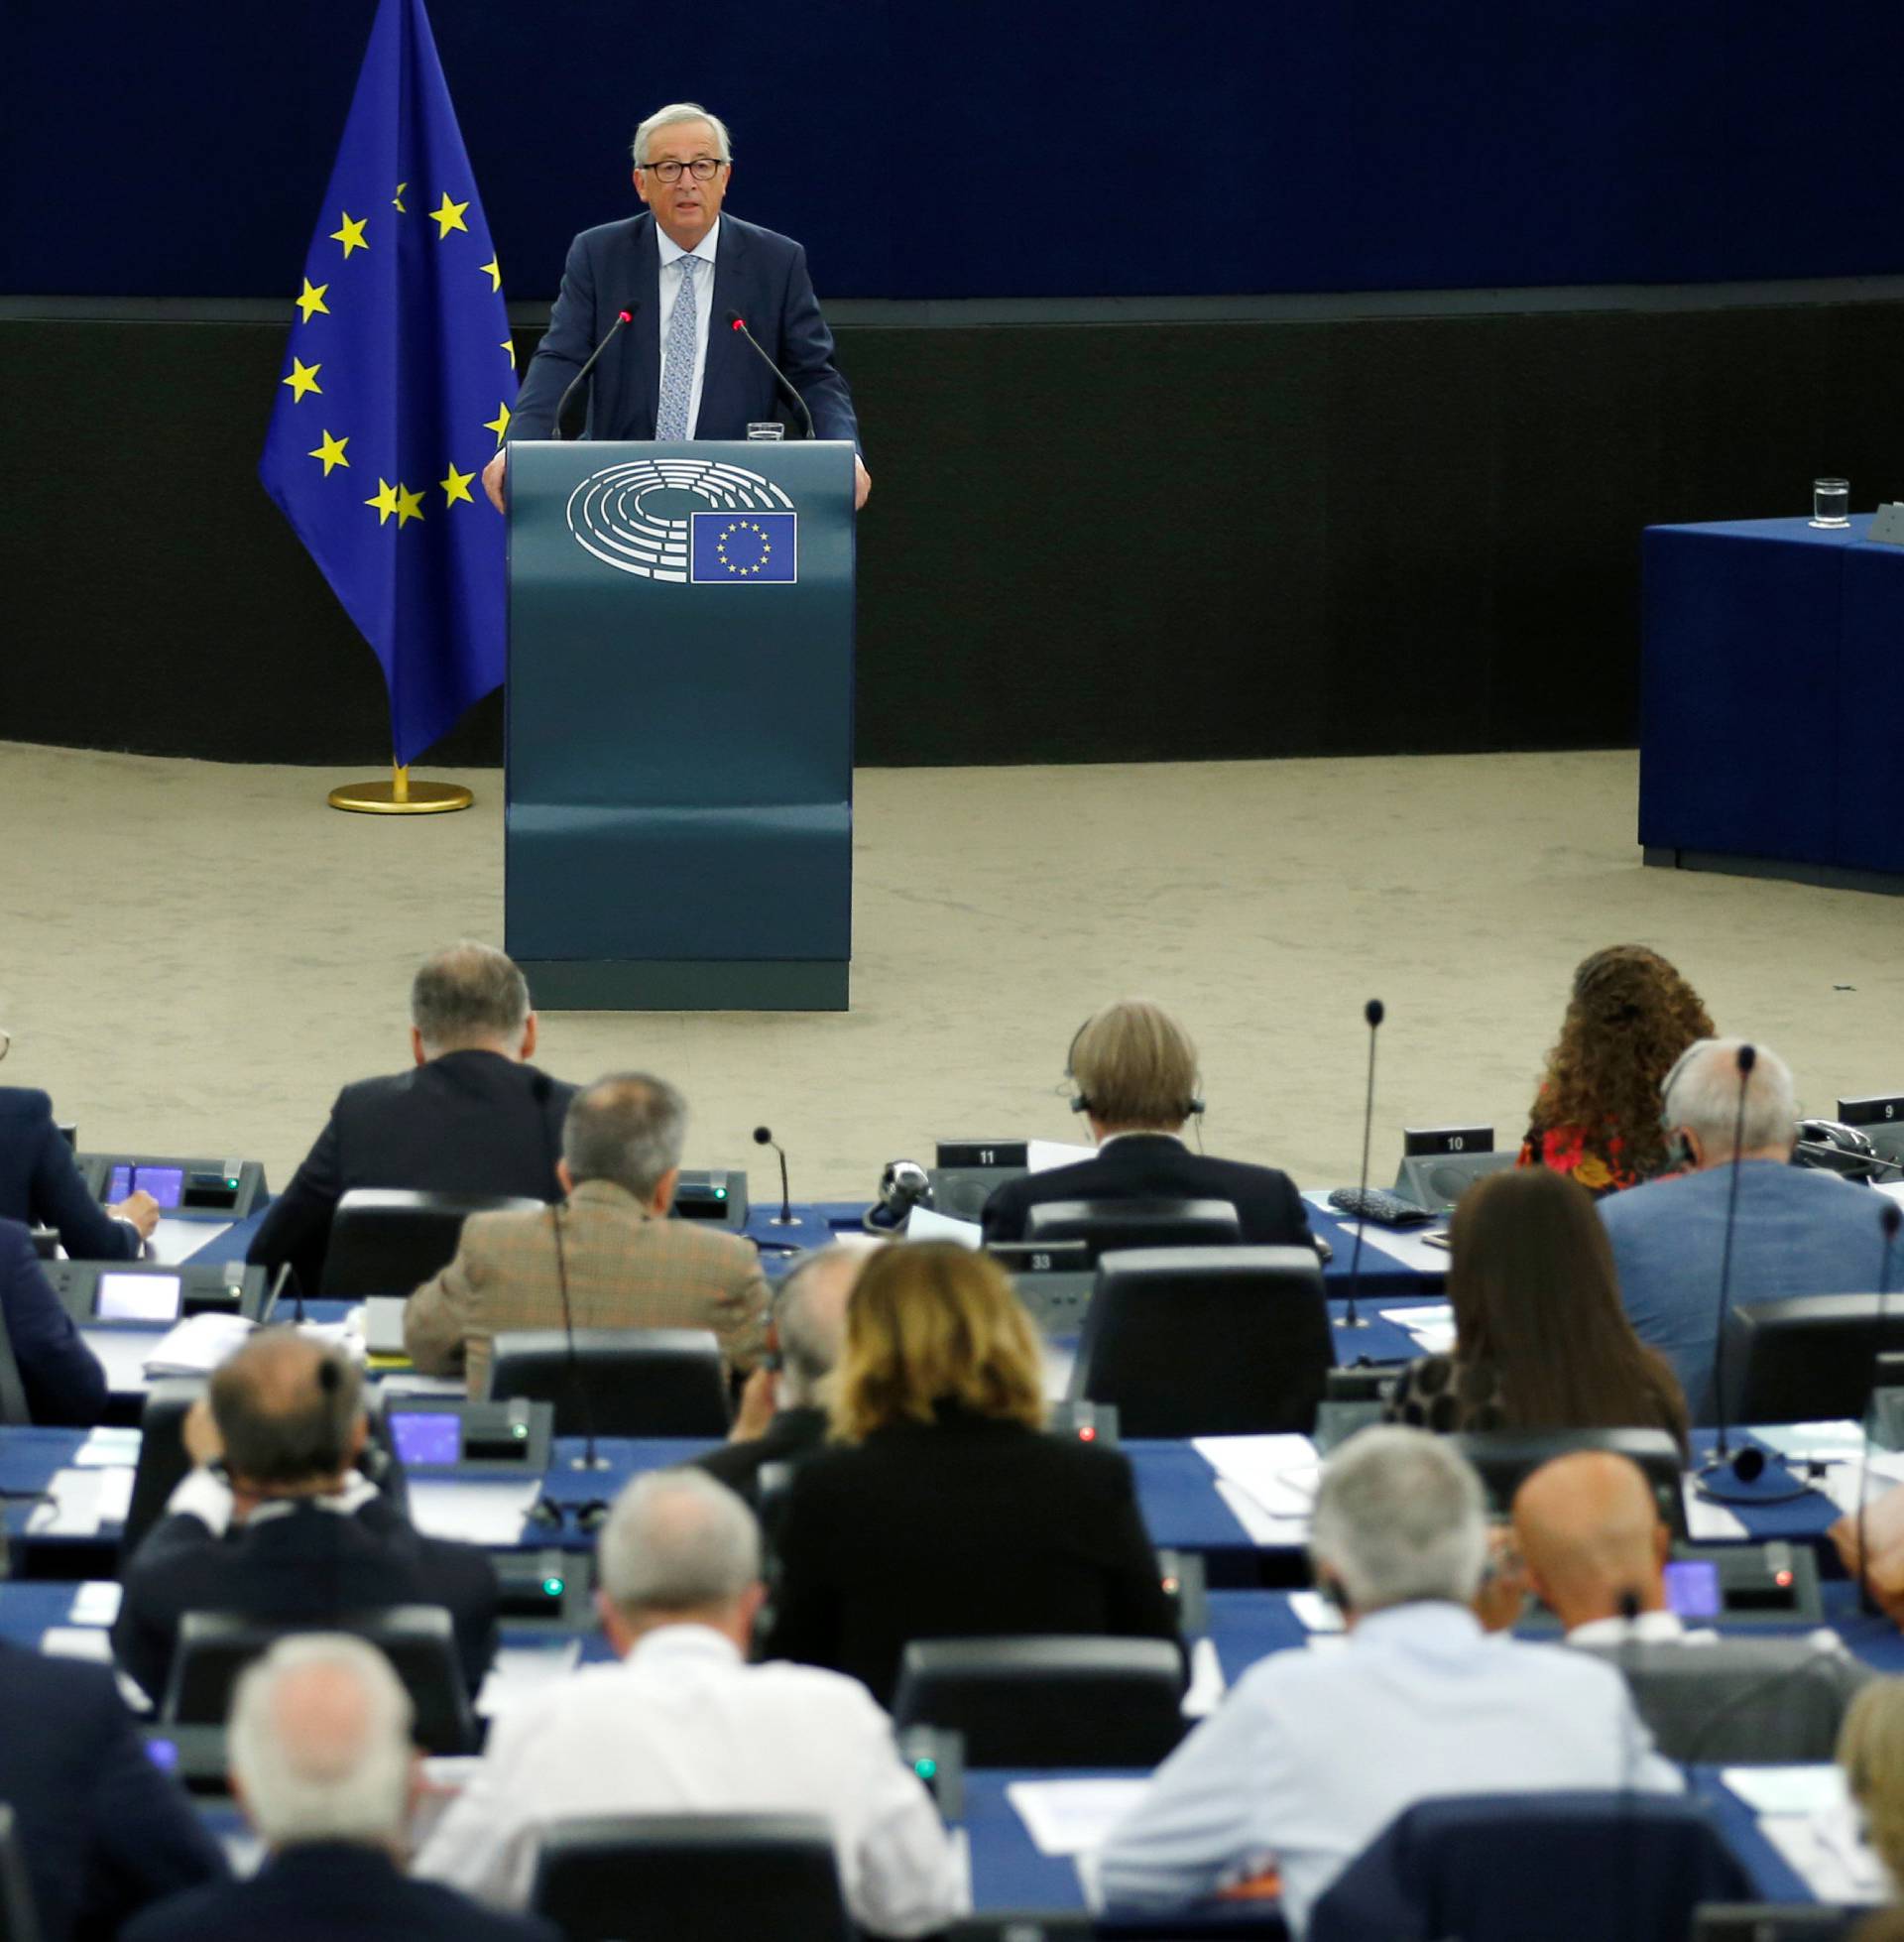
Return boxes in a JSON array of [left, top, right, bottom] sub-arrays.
[[413, 1469, 963, 1938], [1095, 1427, 1680, 1937]]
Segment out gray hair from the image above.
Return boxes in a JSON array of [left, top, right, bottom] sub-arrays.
[[774, 1242, 869, 1398], [410, 941, 530, 1054], [562, 1072, 688, 1202], [1309, 1425, 1488, 1613], [598, 1469, 761, 1617], [632, 101, 733, 167], [1661, 1037, 1798, 1162], [228, 1635, 414, 1847]]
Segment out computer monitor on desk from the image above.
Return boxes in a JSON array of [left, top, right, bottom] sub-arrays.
[[76, 1153, 268, 1222], [47, 1260, 268, 1326], [374, 1396, 554, 1477], [1452, 1428, 1689, 1538], [989, 1241, 1094, 1331]]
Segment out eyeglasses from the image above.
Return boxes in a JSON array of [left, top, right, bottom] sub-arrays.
[[641, 157, 725, 183]]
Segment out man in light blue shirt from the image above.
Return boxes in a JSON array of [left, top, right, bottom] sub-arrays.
[[1600, 1039, 1892, 1420], [1095, 1427, 1678, 1937]]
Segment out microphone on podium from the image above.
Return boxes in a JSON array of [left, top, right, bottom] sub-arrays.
[[726, 310, 815, 440], [753, 1126, 797, 1227], [552, 305, 637, 440]]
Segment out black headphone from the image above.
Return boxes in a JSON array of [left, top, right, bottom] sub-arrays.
[[1065, 1015, 1205, 1120]]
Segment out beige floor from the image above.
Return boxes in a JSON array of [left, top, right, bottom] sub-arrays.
[[2, 739, 1900, 1205]]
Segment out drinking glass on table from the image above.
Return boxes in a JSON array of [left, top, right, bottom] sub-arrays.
[[1813, 478, 1850, 527]]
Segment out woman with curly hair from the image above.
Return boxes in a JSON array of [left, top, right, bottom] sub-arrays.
[[1518, 944, 1715, 1195], [1839, 1678, 1904, 1936]]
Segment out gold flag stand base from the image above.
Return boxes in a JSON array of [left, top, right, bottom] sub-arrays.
[[327, 762, 474, 815]]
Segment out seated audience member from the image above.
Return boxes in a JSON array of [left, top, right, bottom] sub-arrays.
[[0, 1075, 157, 1259], [415, 1469, 964, 1936], [1095, 1427, 1679, 1937], [763, 1242, 1178, 1705], [1519, 943, 1714, 1194], [0, 1531, 226, 1942], [1840, 1680, 1904, 1942], [1831, 1482, 1904, 1627], [1601, 1037, 1891, 1419], [694, 1241, 868, 1503], [113, 1329, 498, 1705], [121, 1635, 557, 1942], [1384, 1169, 1689, 1457], [0, 1215, 108, 1424], [980, 999, 1312, 1249], [405, 1072, 767, 1393], [248, 941, 574, 1295]]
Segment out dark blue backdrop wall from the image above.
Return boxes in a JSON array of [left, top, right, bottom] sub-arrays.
[[7, 3, 1904, 302]]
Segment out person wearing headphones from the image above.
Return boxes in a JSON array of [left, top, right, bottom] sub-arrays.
[[980, 999, 1313, 1249]]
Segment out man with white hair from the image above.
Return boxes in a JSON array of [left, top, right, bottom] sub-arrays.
[[1095, 1427, 1677, 1937], [1601, 1037, 1893, 1418], [122, 1636, 556, 1942], [415, 1469, 962, 1936], [485, 100, 867, 514]]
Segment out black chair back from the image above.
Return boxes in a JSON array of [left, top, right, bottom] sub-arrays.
[[1725, 1294, 1904, 1424], [119, 1378, 208, 1563], [0, 1805, 40, 1942], [1692, 1907, 1855, 1941], [318, 1188, 543, 1297], [1070, 1245, 1332, 1436], [161, 1605, 478, 1754], [0, 1300, 29, 1428], [1450, 1427, 1690, 1538], [529, 1813, 851, 1942], [1023, 1197, 1243, 1259], [488, 1327, 731, 1435], [892, 1636, 1186, 1765]]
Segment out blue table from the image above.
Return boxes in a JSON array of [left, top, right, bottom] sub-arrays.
[[1642, 513, 1904, 886]]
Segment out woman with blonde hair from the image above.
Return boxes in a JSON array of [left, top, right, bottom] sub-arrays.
[[763, 1242, 1178, 1703], [1842, 1679, 1904, 1938]]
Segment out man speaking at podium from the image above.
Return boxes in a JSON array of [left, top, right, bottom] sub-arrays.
[[483, 101, 867, 514]]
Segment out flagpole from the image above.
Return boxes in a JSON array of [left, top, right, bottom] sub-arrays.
[[328, 757, 473, 814]]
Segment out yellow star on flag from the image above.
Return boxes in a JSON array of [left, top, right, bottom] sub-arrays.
[[479, 255, 502, 292], [295, 278, 330, 323], [282, 358, 323, 401], [500, 338, 516, 367], [483, 401, 512, 445], [396, 483, 427, 528], [430, 191, 470, 239], [307, 429, 350, 474], [393, 182, 408, 212], [440, 463, 476, 508], [330, 211, 369, 258], [365, 478, 401, 525]]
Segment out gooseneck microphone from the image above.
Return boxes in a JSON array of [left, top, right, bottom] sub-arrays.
[[726, 310, 815, 439], [552, 306, 637, 440], [1343, 999, 1384, 1331], [1858, 1200, 1903, 1614], [754, 1126, 796, 1226]]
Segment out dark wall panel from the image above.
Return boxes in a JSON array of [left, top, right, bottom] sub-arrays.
[[7, 301, 1904, 770]]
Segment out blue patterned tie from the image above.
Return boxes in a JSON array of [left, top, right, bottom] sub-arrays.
[[655, 255, 699, 441]]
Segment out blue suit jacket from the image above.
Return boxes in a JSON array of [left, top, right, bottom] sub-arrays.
[[511, 212, 859, 447], [0, 1087, 137, 1261], [1601, 1160, 1896, 1418], [0, 1217, 107, 1425], [120, 1841, 556, 1942], [0, 1639, 226, 1942]]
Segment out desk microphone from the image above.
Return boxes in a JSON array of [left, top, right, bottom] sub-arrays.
[[1858, 1200, 1903, 1615], [1343, 999, 1384, 1332], [552, 306, 637, 440], [725, 311, 815, 439], [754, 1126, 797, 1226]]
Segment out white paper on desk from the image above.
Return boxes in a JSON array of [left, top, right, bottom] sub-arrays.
[[68, 1580, 123, 1626], [903, 1205, 983, 1249], [1809, 1453, 1904, 1517], [148, 1219, 231, 1266], [1194, 1435, 1322, 1520], [1181, 1637, 1227, 1719], [1751, 1421, 1869, 1462], [92, 1469, 134, 1526], [1008, 1778, 1149, 1857], [376, 1372, 467, 1398], [1757, 1808, 1889, 1905], [72, 1427, 143, 1468], [1027, 1141, 1098, 1174], [29, 1469, 104, 1537], [1375, 1303, 1456, 1355], [1681, 1486, 1748, 1540], [1213, 1477, 1311, 1547], [1288, 1589, 1345, 1634], [1722, 1765, 1847, 1817], [476, 1639, 582, 1718], [41, 1627, 114, 1663], [406, 1479, 540, 1546], [142, 1310, 255, 1375]]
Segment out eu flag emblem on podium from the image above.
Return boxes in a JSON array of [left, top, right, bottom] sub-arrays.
[[691, 513, 798, 584]]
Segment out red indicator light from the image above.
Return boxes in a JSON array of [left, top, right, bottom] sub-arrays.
[[1775, 1569, 1793, 1587], [1161, 1576, 1180, 1594], [1078, 1425, 1097, 1441]]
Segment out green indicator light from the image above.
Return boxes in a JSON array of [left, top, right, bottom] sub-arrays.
[[914, 1759, 938, 1780], [714, 1188, 727, 1199], [512, 1422, 528, 1438], [542, 1577, 565, 1598]]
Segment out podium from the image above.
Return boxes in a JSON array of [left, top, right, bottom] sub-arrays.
[[504, 440, 856, 1011]]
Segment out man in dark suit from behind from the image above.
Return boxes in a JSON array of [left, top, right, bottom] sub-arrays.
[[695, 1241, 866, 1503], [113, 1329, 498, 1707], [248, 940, 575, 1296], [981, 999, 1314, 1251], [121, 1633, 556, 1942], [0, 1081, 158, 1260], [0, 1215, 108, 1425], [0, 1536, 226, 1942]]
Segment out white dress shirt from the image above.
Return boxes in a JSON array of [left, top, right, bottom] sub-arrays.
[[413, 1624, 963, 1937], [1095, 1600, 1682, 1938], [655, 218, 720, 438], [1567, 1609, 1693, 1647]]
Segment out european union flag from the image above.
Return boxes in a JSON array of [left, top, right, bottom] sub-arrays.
[[690, 512, 799, 585], [258, 0, 515, 768]]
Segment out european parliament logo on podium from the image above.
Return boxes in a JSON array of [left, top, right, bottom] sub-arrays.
[[690, 512, 796, 584], [562, 456, 798, 584]]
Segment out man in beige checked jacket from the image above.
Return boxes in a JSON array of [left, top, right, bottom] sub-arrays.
[[405, 1071, 768, 1396]]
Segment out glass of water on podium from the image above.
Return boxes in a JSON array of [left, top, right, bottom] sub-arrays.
[[1812, 477, 1850, 527]]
